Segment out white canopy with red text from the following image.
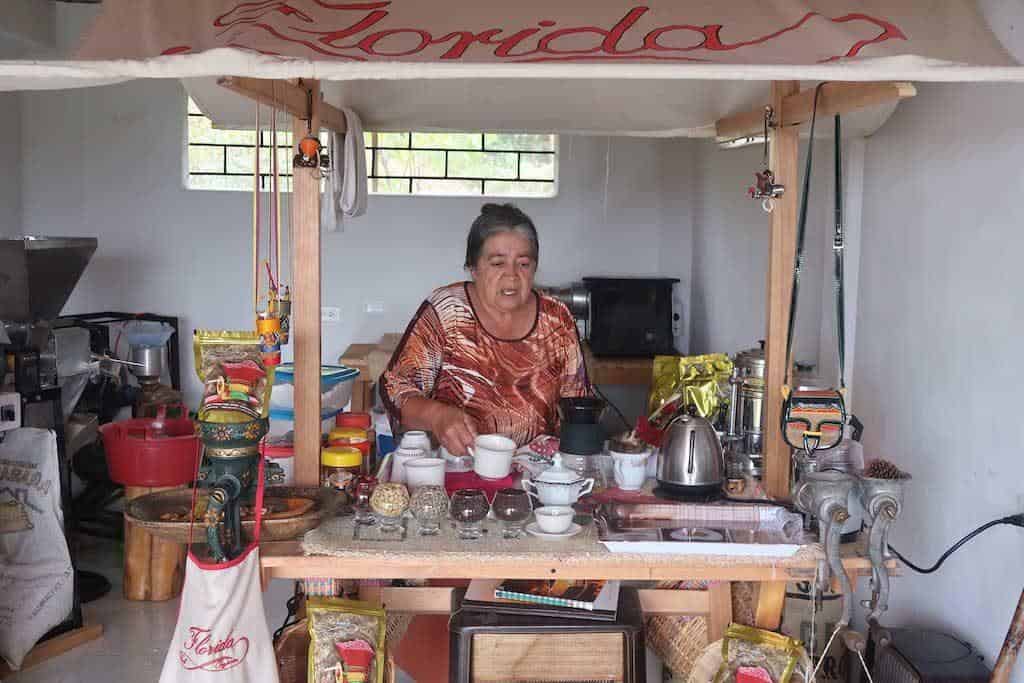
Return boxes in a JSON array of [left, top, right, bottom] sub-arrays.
[[1, 1, 1021, 134]]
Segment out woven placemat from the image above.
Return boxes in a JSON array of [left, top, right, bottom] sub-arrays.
[[302, 514, 826, 569]]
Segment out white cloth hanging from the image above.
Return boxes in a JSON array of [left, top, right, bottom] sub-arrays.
[[158, 460, 279, 683], [321, 107, 368, 233]]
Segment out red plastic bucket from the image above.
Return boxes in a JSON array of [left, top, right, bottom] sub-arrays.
[[101, 411, 200, 487]]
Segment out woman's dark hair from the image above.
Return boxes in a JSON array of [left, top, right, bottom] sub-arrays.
[[464, 203, 539, 269]]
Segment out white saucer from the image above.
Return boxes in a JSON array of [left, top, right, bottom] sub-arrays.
[[525, 522, 582, 539]]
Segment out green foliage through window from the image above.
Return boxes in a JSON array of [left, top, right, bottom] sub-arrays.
[[186, 98, 557, 197]]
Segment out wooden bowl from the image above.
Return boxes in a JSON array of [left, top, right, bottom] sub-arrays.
[[125, 486, 345, 544]]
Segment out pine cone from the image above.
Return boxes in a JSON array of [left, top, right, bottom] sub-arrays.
[[864, 459, 909, 480]]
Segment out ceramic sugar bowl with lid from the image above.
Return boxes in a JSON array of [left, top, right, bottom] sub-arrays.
[[523, 453, 595, 506]]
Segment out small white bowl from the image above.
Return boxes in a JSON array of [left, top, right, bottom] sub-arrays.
[[534, 506, 575, 534]]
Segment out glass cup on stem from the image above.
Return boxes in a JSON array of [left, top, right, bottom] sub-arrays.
[[352, 476, 378, 525], [449, 488, 489, 540], [491, 488, 532, 539], [409, 485, 449, 536], [369, 483, 410, 533]]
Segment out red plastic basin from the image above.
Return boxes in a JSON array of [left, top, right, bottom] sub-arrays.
[[100, 416, 200, 487]]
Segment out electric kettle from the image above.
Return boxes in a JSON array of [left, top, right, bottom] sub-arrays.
[[656, 412, 724, 498]]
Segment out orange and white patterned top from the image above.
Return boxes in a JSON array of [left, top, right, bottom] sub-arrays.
[[381, 283, 591, 446]]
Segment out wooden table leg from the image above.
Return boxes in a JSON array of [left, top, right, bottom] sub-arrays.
[[707, 583, 734, 642], [754, 581, 787, 631]]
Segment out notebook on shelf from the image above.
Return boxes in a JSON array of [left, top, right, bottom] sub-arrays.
[[462, 579, 620, 622]]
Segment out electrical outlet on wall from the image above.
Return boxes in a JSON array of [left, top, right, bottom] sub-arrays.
[[365, 302, 385, 314], [321, 307, 341, 324]]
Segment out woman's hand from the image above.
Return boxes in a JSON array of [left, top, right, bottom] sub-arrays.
[[427, 403, 478, 456]]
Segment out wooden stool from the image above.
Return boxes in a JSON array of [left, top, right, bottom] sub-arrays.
[[123, 485, 186, 601]]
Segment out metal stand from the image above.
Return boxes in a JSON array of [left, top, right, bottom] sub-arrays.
[[53, 311, 182, 390]]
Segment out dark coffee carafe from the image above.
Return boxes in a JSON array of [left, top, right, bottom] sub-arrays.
[[558, 397, 605, 456]]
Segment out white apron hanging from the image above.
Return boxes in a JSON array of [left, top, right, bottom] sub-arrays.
[[159, 459, 279, 683]]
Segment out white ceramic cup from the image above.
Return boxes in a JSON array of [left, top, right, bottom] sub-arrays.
[[403, 457, 446, 490], [379, 446, 427, 484], [611, 450, 650, 491], [534, 505, 575, 534], [469, 434, 517, 479], [400, 430, 434, 456]]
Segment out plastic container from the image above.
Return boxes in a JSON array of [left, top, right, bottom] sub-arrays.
[[260, 437, 296, 485], [101, 415, 200, 486], [321, 446, 363, 492], [268, 406, 343, 438], [336, 412, 372, 429], [270, 364, 359, 413], [328, 426, 370, 450]]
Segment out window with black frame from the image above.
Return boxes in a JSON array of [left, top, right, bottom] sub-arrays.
[[186, 98, 558, 197]]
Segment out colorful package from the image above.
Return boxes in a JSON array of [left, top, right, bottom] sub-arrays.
[[307, 598, 386, 683], [193, 329, 273, 422]]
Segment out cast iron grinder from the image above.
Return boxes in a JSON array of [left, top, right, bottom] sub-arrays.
[[196, 418, 282, 562], [858, 474, 910, 623], [794, 469, 857, 626]]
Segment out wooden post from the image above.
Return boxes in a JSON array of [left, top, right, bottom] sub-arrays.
[[763, 81, 800, 501], [991, 587, 1024, 683], [291, 79, 323, 487], [754, 581, 788, 631]]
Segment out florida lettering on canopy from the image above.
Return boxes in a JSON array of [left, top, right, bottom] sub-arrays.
[[80, 0, 1015, 68]]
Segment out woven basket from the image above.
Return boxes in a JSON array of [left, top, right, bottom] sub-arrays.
[[275, 620, 310, 683], [646, 614, 707, 679], [386, 613, 413, 649]]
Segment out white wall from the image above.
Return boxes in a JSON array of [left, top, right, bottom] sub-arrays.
[[19, 79, 694, 407], [0, 92, 21, 237], [688, 137, 851, 375], [855, 82, 1024, 679]]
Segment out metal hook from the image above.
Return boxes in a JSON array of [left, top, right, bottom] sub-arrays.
[[762, 197, 775, 213]]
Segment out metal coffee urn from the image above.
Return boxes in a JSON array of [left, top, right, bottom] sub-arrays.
[[725, 345, 766, 478]]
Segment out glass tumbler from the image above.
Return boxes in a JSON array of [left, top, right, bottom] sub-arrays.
[[409, 485, 449, 536], [491, 488, 532, 539], [449, 488, 489, 540], [352, 476, 377, 525]]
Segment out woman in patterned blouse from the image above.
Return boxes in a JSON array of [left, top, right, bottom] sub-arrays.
[[381, 203, 592, 455]]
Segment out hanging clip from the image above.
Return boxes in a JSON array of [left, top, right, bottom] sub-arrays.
[[749, 106, 785, 212], [293, 83, 330, 172]]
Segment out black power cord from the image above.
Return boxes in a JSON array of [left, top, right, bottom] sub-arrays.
[[889, 513, 1024, 574]]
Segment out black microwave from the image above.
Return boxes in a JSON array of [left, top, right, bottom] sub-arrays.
[[583, 277, 679, 357]]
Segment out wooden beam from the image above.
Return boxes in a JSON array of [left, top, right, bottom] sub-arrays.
[[291, 80, 323, 487], [715, 81, 916, 141], [259, 539, 886, 582], [0, 624, 103, 678], [218, 77, 347, 134], [762, 81, 800, 501], [358, 586, 457, 614]]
